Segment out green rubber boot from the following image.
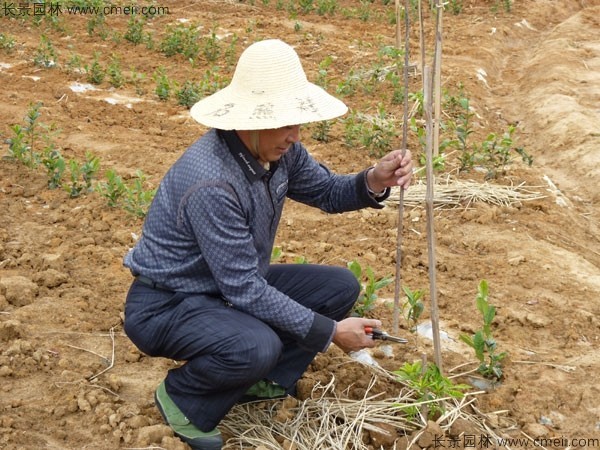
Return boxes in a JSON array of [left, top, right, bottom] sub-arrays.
[[154, 381, 222, 450], [239, 379, 287, 403]]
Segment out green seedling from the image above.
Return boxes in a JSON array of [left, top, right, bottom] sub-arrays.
[[86, 52, 105, 85], [123, 170, 157, 218], [107, 55, 125, 88], [459, 280, 507, 380], [478, 125, 533, 179], [124, 14, 146, 45], [34, 35, 57, 68], [271, 246, 283, 262], [316, 0, 337, 15], [311, 120, 332, 142], [95, 169, 127, 207], [348, 260, 393, 317], [202, 30, 221, 62], [129, 67, 147, 96], [402, 286, 424, 332], [160, 23, 200, 60], [395, 361, 470, 419], [176, 80, 202, 108], [0, 33, 16, 52], [153, 66, 173, 101], [5, 102, 43, 168], [65, 152, 100, 198], [41, 145, 65, 189]]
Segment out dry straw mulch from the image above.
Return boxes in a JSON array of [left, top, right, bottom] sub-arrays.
[[221, 360, 512, 450], [385, 178, 546, 209]]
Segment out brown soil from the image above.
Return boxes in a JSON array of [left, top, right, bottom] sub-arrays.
[[1, 0, 599, 449]]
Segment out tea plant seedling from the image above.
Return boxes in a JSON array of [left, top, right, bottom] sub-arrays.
[[402, 285, 424, 332], [348, 260, 393, 317], [123, 170, 157, 218], [0, 33, 16, 52], [395, 361, 470, 419], [107, 55, 125, 88], [95, 169, 127, 207], [459, 280, 507, 380], [176, 80, 202, 108], [41, 145, 66, 189], [65, 152, 100, 198], [86, 52, 105, 85], [34, 35, 57, 68], [5, 102, 43, 168], [154, 66, 173, 101]]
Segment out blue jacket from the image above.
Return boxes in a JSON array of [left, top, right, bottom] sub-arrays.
[[124, 129, 389, 352]]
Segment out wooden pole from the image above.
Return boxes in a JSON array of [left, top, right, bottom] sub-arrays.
[[418, 0, 425, 78], [392, 0, 411, 335], [432, 0, 443, 157], [423, 65, 443, 371]]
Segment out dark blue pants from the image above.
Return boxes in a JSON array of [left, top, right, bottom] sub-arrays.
[[124, 264, 359, 431]]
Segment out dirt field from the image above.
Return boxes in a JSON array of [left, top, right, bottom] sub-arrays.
[[1, 0, 599, 449]]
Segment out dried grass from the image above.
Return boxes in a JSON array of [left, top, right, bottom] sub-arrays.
[[385, 178, 545, 209], [221, 363, 506, 450]]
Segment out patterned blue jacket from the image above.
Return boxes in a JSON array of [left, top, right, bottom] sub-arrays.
[[124, 129, 389, 352]]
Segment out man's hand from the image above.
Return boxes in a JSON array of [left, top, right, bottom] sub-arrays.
[[332, 317, 382, 353], [366, 149, 413, 194]]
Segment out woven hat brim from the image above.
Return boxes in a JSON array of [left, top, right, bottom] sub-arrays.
[[190, 82, 348, 130]]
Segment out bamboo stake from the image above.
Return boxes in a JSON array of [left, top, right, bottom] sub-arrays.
[[423, 66, 443, 371], [418, 0, 425, 77], [432, 0, 443, 156], [392, 0, 412, 335], [395, 0, 401, 47]]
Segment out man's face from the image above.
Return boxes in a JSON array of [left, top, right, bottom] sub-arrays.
[[257, 125, 301, 163]]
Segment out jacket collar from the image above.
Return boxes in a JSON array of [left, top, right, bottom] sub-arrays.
[[219, 129, 278, 181]]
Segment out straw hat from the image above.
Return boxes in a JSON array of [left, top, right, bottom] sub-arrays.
[[190, 39, 348, 130]]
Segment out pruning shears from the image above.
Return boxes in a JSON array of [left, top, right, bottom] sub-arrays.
[[365, 326, 408, 344]]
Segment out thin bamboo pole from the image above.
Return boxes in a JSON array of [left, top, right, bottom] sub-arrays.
[[423, 66, 443, 371], [392, 0, 411, 335], [432, 0, 443, 157], [418, 0, 425, 77]]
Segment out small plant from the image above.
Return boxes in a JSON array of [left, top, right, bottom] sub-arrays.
[[41, 145, 66, 189], [86, 52, 105, 85], [271, 246, 283, 262], [345, 105, 398, 157], [160, 23, 200, 60], [402, 286, 424, 332], [447, 0, 462, 14], [33, 35, 57, 68], [176, 80, 202, 107], [311, 120, 332, 142], [0, 33, 17, 52], [316, 0, 337, 15], [124, 14, 146, 45], [95, 169, 127, 207], [478, 125, 533, 179], [66, 53, 83, 74], [153, 66, 173, 101], [348, 260, 393, 317], [123, 170, 157, 218], [107, 54, 125, 88], [129, 67, 147, 95], [202, 30, 221, 62], [459, 280, 507, 380], [395, 361, 470, 419], [5, 102, 43, 168], [64, 152, 100, 198]]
